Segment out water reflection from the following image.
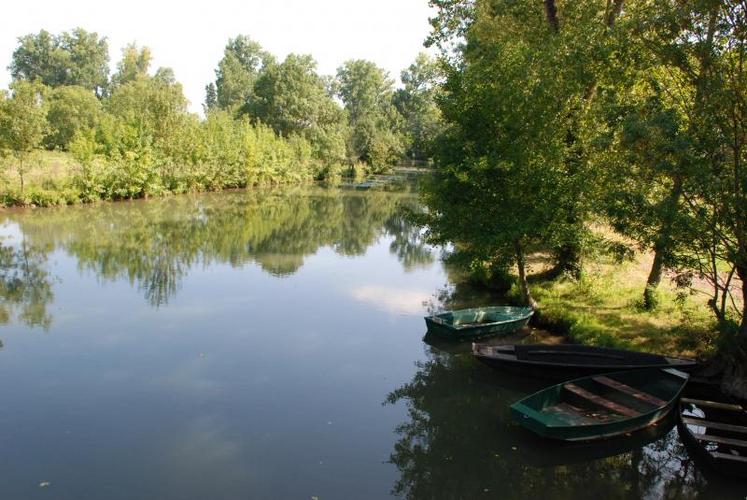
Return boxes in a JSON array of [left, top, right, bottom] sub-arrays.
[[0, 238, 53, 330], [2, 187, 433, 313], [385, 347, 744, 499]]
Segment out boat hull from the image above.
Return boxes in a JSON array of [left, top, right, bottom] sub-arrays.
[[424, 306, 533, 340], [677, 389, 747, 479], [474, 344, 699, 380], [511, 368, 689, 442]]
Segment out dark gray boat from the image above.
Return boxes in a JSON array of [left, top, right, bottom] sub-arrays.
[[473, 343, 699, 379]]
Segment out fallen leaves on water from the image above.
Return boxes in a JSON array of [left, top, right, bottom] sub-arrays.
[[39, 482, 50, 488]]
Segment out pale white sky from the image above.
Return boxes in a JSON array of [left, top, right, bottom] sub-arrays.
[[0, 0, 435, 113]]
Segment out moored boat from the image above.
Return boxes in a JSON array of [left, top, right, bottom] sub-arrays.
[[472, 343, 699, 379], [511, 367, 689, 441], [424, 306, 533, 340], [678, 395, 747, 478]]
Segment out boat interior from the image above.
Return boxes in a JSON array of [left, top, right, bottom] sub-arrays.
[[681, 398, 747, 466], [526, 370, 682, 426]]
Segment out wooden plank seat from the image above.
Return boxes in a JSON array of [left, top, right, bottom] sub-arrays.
[[682, 416, 747, 434], [711, 451, 747, 463], [546, 403, 597, 425], [691, 432, 747, 448], [592, 375, 667, 407], [563, 383, 641, 417], [546, 402, 617, 425], [681, 397, 744, 412]]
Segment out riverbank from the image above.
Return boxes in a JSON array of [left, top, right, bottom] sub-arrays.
[[523, 243, 724, 361], [0, 150, 326, 208], [0, 150, 403, 208]]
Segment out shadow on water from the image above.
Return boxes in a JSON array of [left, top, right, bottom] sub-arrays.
[[385, 343, 747, 499]]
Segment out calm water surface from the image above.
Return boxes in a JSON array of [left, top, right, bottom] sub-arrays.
[[0, 185, 743, 499]]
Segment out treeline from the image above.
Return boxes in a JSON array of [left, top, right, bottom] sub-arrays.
[[0, 29, 444, 205], [419, 1, 747, 347]]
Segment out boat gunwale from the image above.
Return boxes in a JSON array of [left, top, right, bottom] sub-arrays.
[[473, 344, 698, 370], [427, 306, 534, 331], [511, 368, 689, 434]]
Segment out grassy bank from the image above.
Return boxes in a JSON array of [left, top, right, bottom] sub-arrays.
[[0, 149, 342, 208], [521, 244, 725, 360]]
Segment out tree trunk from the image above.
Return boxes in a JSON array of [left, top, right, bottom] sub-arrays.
[[544, 0, 559, 32], [738, 261, 747, 339], [643, 250, 665, 310], [606, 0, 625, 28], [515, 240, 538, 309], [643, 175, 683, 310], [555, 241, 582, 279], [18, 156, 24, 195]]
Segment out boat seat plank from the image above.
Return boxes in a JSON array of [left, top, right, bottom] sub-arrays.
[[711, 451, 747, 463], [592, 376, 666, 407], [682, 398, 744, 412], [682, 416, 747, 434], [564, 383, 641, 417], [546, 402, 617, 424], [546, 403, 596, 425], [691, 432, 747, 448]]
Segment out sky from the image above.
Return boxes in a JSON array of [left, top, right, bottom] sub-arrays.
[[0, 0, 435, 114]]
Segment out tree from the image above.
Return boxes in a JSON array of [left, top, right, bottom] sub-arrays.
[[598, 83, 695, 310], [105, 73, 189, 151], [418, 0, 622, 305], [10, 28, 109, 96], [208, 35, 274, 112], [0, 81, 48, 192], [45, 85, 102, 150], [336, 59, 405, 167], [394, 53, 444, 161], [110, 43, 152, 88], [204, 82, 218, 112], [248, 54, 348, 163]]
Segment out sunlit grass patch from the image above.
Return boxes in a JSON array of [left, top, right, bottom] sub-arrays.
[[528, 245, 719, 359]]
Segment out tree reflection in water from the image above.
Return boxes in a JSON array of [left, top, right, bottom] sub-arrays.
[[0, 238, 53, 330], [385, 346, 744, 499], [4, 186, 434, 310]]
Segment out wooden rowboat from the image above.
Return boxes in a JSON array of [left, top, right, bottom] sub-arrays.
[[511, 368, 689, 441], [424, 306, 533, 340], [678, 395, 747, 478], [472, 343, 699, 379]]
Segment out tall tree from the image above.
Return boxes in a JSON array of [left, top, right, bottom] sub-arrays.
[[0, 81, 48, 192], [10, 28, 109, 96], [394, 53, 445, 161], [45, 85, 102, 150], [248, 54, 348, 163], [336, 59, 405, 167], [110, 43, 152, 88], [208, 35, 274, 112], [419, 0, 623, 305]]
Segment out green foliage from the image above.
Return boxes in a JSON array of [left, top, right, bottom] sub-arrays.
[[249, 53, 348, 165], [336, 59, 405, 167], [10, 28, 109, 96], [0, 81, 48, 154], [45, 85, 102, 150], [210, 35, 274, 113], [0, 81, 48, 191], [394, 53, 445, 160], [418, 0, 611, 305], [110, 43, 152, 89]]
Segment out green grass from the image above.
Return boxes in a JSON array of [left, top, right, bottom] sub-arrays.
[[523, 243, 723, 359]]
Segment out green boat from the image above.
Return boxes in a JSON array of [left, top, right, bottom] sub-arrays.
[[511, 367, 689, 441], [424, 306, 534, 339]]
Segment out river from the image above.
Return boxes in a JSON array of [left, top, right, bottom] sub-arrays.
[[0, 185, 741, 499]]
